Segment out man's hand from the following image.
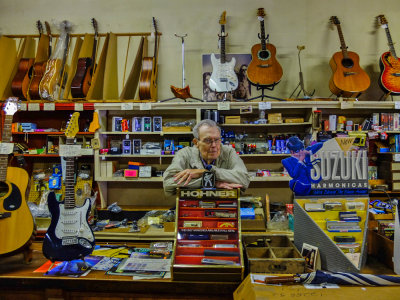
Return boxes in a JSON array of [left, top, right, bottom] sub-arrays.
[[216, 181, 243, 189], [174, 169, 206, 186]]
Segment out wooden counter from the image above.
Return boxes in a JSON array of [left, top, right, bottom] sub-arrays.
[[0, 242, 238, 300]]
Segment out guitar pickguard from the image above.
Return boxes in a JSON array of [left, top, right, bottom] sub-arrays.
[[209, 54, 238, 92], [1, 182, 22, 211]]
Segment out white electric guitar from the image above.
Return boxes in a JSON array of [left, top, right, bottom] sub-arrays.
[[209, 11, 238, 93]]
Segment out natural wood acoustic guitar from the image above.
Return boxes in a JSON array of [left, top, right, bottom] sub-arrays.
[[71, 18, 98, 99], [139, 17, 159, 100], [328, 16, 370, 97], [247, 8, 283, 87], [377, 15, 400, 96], [0, 98, 34, 257], [29, 21, 52, 100]]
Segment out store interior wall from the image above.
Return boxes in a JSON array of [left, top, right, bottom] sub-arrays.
[[1, 0, 399, 102]]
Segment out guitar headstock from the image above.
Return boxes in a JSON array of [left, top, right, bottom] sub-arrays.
[[330, 16, 340, 26], [65, 112, 80, 138], [3, 97, 19, 116], [219, 11, 226, 25], [257, 8, 266, 21], [45, 21, 52, 37], [378, 15, 388, 28], [36, 20, 43, 36], [91, 18, 98, 38]]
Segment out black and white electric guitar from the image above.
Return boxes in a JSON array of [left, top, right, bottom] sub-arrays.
[[42, 112, 95, 261], [209, 11, 238, 93]]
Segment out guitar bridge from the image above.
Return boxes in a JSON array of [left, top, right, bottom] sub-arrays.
[[62, 236, 78, 246], [258, 64, 271, 68], [391, 73, 400, 77], [0, 212, 11, 219], [344, 72, 357, 77]]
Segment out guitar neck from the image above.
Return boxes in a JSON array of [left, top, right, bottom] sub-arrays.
[[91, 34, 98, 66], [384, 26, 398, 59], [64, 138, 75, 209], [336, 24, 349, 58], [260, 19, 266, 50], [220, 25, 226, 64], [0, 115, 13, 181]]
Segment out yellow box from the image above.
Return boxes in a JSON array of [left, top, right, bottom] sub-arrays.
[[284, 118, 304, 123], [225, 116, 241, 124], [268, 113, 282, 124], [162, 126, 192, 132]]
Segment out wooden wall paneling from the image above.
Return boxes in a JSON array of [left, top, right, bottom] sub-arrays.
[[87, 34, 109, 100], [119, 36, 146, 100], [0, 36, 17, 99], [103, 33, 119, 100]]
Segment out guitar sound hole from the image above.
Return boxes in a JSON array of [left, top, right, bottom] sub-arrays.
[[0, 181, 9, 197], [258, 50, 271, 60], [341, 58, 354, 68]]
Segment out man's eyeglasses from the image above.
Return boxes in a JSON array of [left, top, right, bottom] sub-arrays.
[[200, 138, 221, 145]]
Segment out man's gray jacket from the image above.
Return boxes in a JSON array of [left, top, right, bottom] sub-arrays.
[[163, 145, 250, 196]]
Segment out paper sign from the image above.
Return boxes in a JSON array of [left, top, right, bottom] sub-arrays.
[[121, 103, 134, 110], [28, 103, 40, 111], [74, 103, 83, 111], [59, 144, 82, 157], [0, 142, 14, 154], [43, 103, 55, 111], [19, 103, 27, 111], [394, 154, 400, 162], [140, 103, 151, 110], [340, 101, 354, 109], [395, 102, 400, 109], [217, 102, 230, 110], [258, 102, 271, 110]]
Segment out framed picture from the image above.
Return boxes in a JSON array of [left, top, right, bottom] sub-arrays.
[[202, 53, 252, 101], [301, 242, 319, 271]]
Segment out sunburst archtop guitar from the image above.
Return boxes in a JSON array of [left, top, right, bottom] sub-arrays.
[[328, 16, 370, 98], [209, 11, 238, 93], [247, 8, 283, 87], [0, 98, 34, 257], [377, 15, 400, 96]]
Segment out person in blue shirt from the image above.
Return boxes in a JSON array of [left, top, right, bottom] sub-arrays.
[[281, 136, 324, 196]]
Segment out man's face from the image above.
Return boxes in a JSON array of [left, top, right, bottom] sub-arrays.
[[194, 125, 221, 163]]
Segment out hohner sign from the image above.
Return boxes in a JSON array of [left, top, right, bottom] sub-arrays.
[[179, 189, 238, 199]]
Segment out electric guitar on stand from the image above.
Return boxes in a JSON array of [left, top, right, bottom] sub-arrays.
[[377, 15, 400, 96], [209, 11, 238, 93], [328, 16, 370, 98], [139, 17, 159, 100], [43, 112, 95, 262], [0, 98, 34, 258], [247, 8, 283, 87], [71, 18, 98, 99]]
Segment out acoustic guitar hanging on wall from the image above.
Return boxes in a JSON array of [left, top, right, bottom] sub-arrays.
[[247, 8, 283, 87], [328, 16, 370, 98], [139, 17, 159, 100]]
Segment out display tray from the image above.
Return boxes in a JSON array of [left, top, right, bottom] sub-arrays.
[[242, 234, 305, 274], [172, 188, 244, 282]]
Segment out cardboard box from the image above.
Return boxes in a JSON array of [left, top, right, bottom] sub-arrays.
[[225, 116, 241, 124], [162, 126, 192, 132], [268, 113, 282, 124], [284, 118, 304, 123]]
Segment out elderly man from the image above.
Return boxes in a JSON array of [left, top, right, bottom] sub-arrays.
[[163, 119, 250, 196]]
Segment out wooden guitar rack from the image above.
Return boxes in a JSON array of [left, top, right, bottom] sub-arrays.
[[0, 31, 160, 102]]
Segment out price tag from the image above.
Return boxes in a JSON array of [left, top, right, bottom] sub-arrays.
[[258, 102, 271, 110], [121, 103, 134, 110], [28, 103, 40, 111], [395, 102, 400, 109], [74, 103, 84, 111], [217, 102, 230, 110], [139, 103, 151, 110], [340, 101, 354, 109], [59, 144, 82, 157], [0, 142, 14, 154], [43, 103, 55, 111], [395, 154, 400, 162], [19, 103, 27, 111]]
